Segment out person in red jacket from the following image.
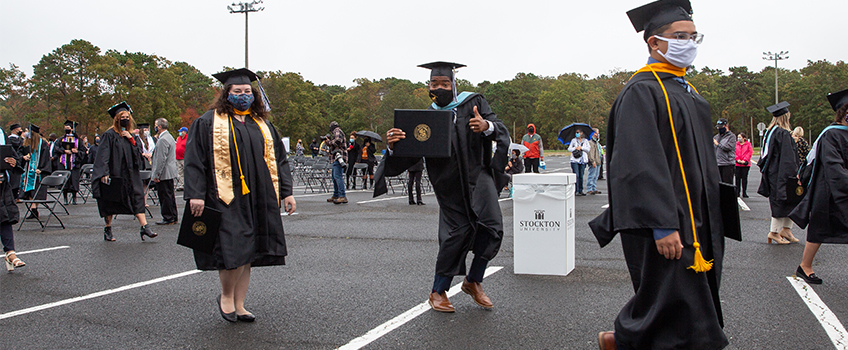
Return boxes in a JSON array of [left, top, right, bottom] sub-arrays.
[[522, 123, 543, 173], [175, 126, 188, 191], [734, 132, 752, 198]]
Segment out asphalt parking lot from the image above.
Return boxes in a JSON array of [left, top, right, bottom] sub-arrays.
[[1, 156, 845, 349]]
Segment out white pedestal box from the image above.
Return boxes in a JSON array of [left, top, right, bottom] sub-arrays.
[[512, 173, 576, 276]]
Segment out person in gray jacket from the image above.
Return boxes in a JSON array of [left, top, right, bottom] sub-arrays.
[[151, 118, 179, 225], [713, 118, 736, 183]]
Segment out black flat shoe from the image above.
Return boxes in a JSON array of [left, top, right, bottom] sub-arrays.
[[139, 224, 158, 241], [417, 201, 425, 205], [217, 295, 237, 322], [155, 220, 177, 225], [409, 201, 416, 205], [103, 226, 115, 242], [797, 266, 822, 284], [237, 313, 256, 322]]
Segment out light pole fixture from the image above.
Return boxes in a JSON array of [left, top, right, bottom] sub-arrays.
[[228, 1, 265, 69], [762, 51, 789, 104]]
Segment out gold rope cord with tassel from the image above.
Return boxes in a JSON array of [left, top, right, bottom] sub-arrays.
[[229, 114, 250, 195], [633, 63, 713, 273], [211, 110, 280, 205]]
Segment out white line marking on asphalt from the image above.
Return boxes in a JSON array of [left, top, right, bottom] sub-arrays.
[[737, 197, 751, 211], [499, 198, 512, 202], [357, 193, 433, 204], [15, 246, 70, 255], [295, 190, 369, 198], [787, 276, 848, 349], [338, 266, 504, 350], [601, 204, 609, 209], [0, 270, 202, 320]]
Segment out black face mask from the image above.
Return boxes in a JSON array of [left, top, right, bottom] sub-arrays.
[[719, 127, 727, 134], [65, 129, 72, 134], [528, 127, 535, 134], [119, 119, 129, 128], [15, 131, 21, 136], [429, 88, 453, 108]]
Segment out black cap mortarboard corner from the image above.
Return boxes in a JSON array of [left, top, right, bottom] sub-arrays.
[[627, 0, 693, 42], [137, 123, 150, 130], [64, 120, 79, 128], [9, 124, 20, 132], [418, 61, 466, 80], [108, 101, 132, 118], [212, 68, 272, 112], [30, 124, 40, 134], [766, 101, 791, 117], [827, 89, 848, 112]]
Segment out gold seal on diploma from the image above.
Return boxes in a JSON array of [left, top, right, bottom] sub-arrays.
[[414, 124, 431, 142], [796, 186, 804, 196], [192, 221, 207, 236]]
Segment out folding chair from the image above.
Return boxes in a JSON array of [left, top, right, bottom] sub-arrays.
[[18, 175, 65, 231], [140, 170, 159, 206], [353, 163, 368, 190], [45, 170, 71, 215], [78, 164, 94, 204]]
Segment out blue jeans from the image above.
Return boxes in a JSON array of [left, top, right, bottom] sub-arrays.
[[571, 162, 586, 193], [332, 160, 346, 198], [587, 164, 599, 192]]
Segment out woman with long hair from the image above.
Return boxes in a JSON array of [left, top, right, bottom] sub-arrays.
[[792, 126, 810, 165], [758, 102, 800, 244], [92, 102, 158, 242], [19, 124, 51, 219], [734, 132, 753, 198], [789, 89, 848, 284], [0, 126, 23, 271], [183, 68, 295, 323]]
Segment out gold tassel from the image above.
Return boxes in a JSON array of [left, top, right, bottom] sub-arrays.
[[240, 175, 250, 195], [688, 242, 713, 272]]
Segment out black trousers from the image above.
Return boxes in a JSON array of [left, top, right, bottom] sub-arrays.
[[735, 166, 750, 197], [408, 170, 422, 202], [524, 158, 540, 173], [718, 165, 734, 184], [156, 179, 178, 222], [0, 223, 14, 252]]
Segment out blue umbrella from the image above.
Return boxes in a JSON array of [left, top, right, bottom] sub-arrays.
[[557, 123, 595, 145]]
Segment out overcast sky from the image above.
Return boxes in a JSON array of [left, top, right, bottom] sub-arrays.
[[2, 0, 846, 88]]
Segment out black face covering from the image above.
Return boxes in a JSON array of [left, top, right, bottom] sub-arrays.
[[528, 127, 535, 134], [64, 129, 72, 134], [429, 88, 453, 108], [119, 119, 130, 128]]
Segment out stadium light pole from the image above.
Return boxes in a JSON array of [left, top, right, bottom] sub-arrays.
[[228, 1, 265, 69], [762, 51, 789, 104]]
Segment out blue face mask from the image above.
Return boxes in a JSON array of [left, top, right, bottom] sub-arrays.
[[576, 132, 581, 138], [228, 93, 255, 111]]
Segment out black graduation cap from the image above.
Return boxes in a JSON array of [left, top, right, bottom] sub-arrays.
[[766, 101, 791, 117], [627, 0, 693, 42], [827, 89, 848, 111], [64, 120, 78, 130], [418, 61, 466, 80], [30, 124, 40, 134], [211, 68, 272, 112], [137, 123, 150, 130], [108, 101, 133, 118], [9, 124, 20, 132]]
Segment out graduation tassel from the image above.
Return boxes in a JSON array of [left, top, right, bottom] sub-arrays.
[[240, 175, 250, 195], [229, 115, 250, 195], [688, 242, 713, 273]]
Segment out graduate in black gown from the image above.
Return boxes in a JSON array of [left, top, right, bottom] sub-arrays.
[[92, 102, 158, 242], [757, 101, 801, 245], [54, 120, 87, 205], [6, 124, 24, 200], [375, 61, 510, 313], [588, 1, 730, 349], [0, 126, 24, 271], [183, 68, 295, 323], [20, 124, 52, 220], [789, 89, 848, 284]]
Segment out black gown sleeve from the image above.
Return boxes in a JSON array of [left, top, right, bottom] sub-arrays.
[[76, 140, 88, 167], [93, 131, 115, 180], [39, 141, 52, 174], [183, 113, 211, 201], [269, 122, 293, 199]]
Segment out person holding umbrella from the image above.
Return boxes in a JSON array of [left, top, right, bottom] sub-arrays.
[[569, 129, 591, 196]]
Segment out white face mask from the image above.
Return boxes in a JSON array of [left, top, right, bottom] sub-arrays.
[[654, 35, 699, 69]]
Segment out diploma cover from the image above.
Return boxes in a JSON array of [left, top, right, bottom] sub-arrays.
[[62, 141, 74, 151], [392, 109, 453, 158], [0, 145, 13, 171], [177, 206, 222, 255], [719, 182, 741, 241]]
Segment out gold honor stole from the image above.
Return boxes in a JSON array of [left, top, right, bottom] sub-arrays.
[[212, 111, 280, 206]]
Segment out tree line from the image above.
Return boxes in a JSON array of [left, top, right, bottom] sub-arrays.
[[2, 39, 846, 149]]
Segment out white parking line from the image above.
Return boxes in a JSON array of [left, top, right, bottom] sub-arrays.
[[0, 270, 202, 320], [357, 193, 433, 204], [15, 246, 70, 255], [787, 276, 848, 349], [338, 266, 504, 350]]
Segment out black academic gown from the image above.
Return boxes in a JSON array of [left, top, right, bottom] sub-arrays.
[[790, 125, 848, 243], [374, 93, 511, 277], [588, 71, 729, 350], [757, 126, 799, 217], [92, 128, 146, 217], [0, 144, 22, 225], [53, 134, 87, 193], [183, 110, 292, 271], [6, 134, 23, 192]]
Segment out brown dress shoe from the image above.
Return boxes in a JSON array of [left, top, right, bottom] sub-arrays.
[[327, 197, 338, 202], [333, 197, 348, 204], [428, 292, 455, 313], [598, 331, 616, 350], [461, 280, 493, 309]]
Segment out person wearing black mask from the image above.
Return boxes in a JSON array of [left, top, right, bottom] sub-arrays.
[[376, 61, 511, 313], [53, 120, 87, 205], [713, 118, 736, 184], [87, 134, 100, 165], [522, 123, 543, 173], [92, 102, 158, 242]]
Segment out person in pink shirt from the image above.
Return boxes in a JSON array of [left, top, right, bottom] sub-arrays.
[[735, 132, 753, 198]]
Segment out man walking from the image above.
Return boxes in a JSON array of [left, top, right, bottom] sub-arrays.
[[327, 121, 347, 204], [151, 118, 178, 225], [522, 123, 543, 173], [714, 118, 736, 184], [590, 1, 730, 349]]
